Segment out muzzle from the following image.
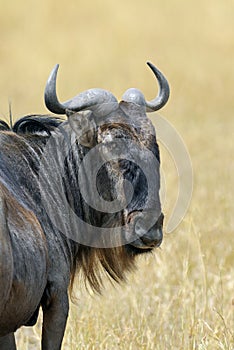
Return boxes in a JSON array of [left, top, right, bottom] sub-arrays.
[[128, 211, 164, 250]]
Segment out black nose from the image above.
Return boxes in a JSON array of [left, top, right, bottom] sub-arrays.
[[140, 226, 163, 247], [134, 213, 164, 248]]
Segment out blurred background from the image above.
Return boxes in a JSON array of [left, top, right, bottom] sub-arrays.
[[0, 0, 233, 348]]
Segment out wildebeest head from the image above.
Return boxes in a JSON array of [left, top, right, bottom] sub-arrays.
[[45, 63, 169, 253], [44, 62, 169, 256]]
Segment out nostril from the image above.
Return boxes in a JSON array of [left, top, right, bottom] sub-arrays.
[[140, 236, 156, 247], [140, 227, 163, 247], [132, 212, 164, 248]]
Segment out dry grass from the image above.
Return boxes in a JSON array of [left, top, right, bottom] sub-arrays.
[[0, 0, 233, 349]]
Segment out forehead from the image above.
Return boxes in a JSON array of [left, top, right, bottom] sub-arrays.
[[96, 105, 156, 143], [98, 122, 138, 141], [96, 113, 159, 163]]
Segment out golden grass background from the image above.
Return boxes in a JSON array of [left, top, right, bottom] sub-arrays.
[[0, 0, 233, 348]]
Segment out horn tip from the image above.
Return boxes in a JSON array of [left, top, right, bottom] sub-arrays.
[[146, 61, 159, 73], [53, 63, 60, 74], [146, 61, 153, 68]]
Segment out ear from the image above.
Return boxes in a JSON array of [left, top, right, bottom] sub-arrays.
[[66, 109, 96, 148]]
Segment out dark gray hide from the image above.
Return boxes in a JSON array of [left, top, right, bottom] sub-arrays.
[[0, 62, 169, 349]]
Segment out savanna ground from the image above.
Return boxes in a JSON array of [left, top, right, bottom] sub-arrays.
[[0, 0, 233, 349]]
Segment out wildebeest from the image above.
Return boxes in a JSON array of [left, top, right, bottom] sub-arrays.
[[0, 62, 169, 349]]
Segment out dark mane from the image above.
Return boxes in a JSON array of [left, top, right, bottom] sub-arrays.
[[0, 115, 64, 136], [0, 120, 10, 131]]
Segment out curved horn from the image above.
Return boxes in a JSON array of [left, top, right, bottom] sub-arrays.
[[121, 62, 170, 112], [44, 64, 118, 115]]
